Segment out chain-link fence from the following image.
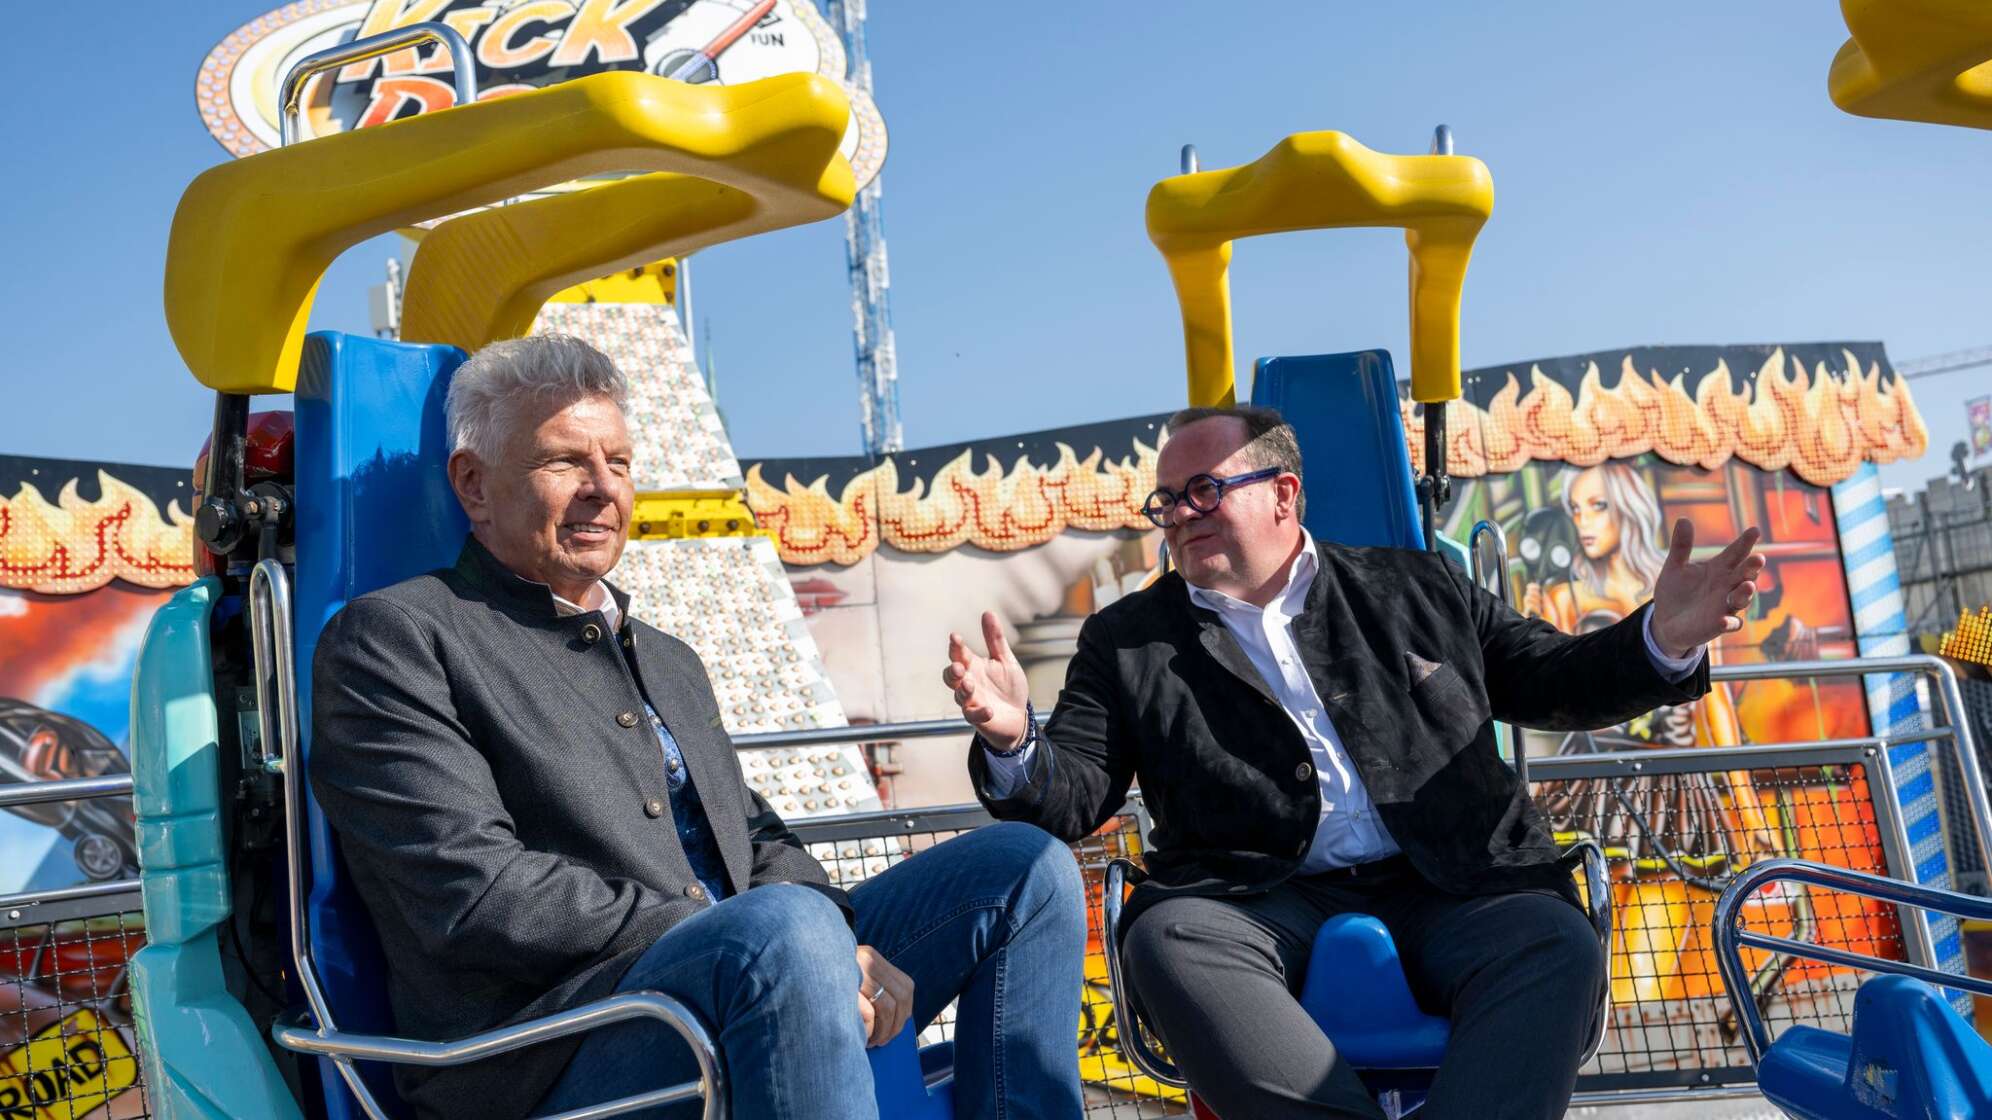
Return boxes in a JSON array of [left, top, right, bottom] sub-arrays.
[[1530, 751, 1903, 1093], [0, 896, 149, 1119]]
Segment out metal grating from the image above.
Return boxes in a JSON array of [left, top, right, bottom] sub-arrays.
[[1534, 760, 1903, 1090], [0, 909, 149, 1119]]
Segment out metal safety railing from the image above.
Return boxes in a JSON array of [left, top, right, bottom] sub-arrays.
[[1713, 858, 1992, 1064], [6, 636, 1988, 1115], [0, 776, 136, 919]]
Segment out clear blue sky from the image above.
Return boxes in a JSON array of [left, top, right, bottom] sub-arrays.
[[3, 3, 1986, 497]]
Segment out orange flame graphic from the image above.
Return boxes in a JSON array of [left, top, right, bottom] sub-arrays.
[[0, 474, 196, 594], [747, 441, 1158, 566], [750, 350, 1925, 565], [1405, 348, 1926, 487]]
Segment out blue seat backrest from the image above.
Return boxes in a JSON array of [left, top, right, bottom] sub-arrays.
[[1251, 351, 1424, 551], [293, 331, 471, 1120]]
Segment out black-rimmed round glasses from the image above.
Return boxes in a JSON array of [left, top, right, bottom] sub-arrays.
[[1140, 467, 1281, 529]]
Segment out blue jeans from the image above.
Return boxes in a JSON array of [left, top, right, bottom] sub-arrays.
[[534, 821, 1086, 1120]]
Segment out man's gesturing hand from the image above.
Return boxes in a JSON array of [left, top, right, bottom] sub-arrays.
[[942, 611, 1032, 749], [1648, 519, 1765, 660]]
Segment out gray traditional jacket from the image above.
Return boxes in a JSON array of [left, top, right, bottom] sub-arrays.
[[309, 537, 845, 1120]]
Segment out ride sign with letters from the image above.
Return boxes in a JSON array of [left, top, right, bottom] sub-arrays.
[[197, 0, 886, 187]]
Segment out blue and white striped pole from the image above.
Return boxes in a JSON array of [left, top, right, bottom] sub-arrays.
[[1832, 460, 1965, 997]]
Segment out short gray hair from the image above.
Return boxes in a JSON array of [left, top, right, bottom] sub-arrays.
[[1165, 404, 1306, 520], [446, 334, 630, 462]]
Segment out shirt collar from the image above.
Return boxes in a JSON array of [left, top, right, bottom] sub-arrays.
[[551, 581, 622, 632], [1185, 530, 1318, 618]]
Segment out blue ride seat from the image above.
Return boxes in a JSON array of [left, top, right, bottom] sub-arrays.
[[288, 330, 951, 1119], [1298, 916, 1449, 1072], [291, 331, 474, 1119], [1252, 350, 1424, 552], [1758, 974, 1992, 1120]]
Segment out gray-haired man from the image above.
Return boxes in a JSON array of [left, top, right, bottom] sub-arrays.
[[309, 335, 1087, 1120]]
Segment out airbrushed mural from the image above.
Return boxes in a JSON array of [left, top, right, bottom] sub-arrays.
[[0, 455, 192, 1119], [744, 340, 1932, 1079]]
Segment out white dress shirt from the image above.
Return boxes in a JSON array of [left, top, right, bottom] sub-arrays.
[[551, 581, 621, 630], [983, 531, 1704, 870]]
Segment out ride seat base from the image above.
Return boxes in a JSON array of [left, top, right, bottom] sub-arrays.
[[1759, 974, 1992, 1120], [1298, 914, 1450, 1070]]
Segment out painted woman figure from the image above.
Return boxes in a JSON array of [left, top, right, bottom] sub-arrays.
[[1520, 463, 1775, 886]]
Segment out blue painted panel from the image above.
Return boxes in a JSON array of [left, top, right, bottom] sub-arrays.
[[292, 331, 469, 1120], [1251, 351, 1424, 551]]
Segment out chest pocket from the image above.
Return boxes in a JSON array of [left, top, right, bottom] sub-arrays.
[[1386, 653, 1491, 796]]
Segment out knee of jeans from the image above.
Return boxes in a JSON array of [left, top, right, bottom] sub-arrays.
[[986, 821, 1085, 923], [733, 885, 861, 995]]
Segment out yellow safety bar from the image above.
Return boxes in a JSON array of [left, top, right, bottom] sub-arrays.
[[1830, 0, 1992, 130], [166, 70, 854, 394], [401, 171, 789, 351], [1145, 131, 1493, 408]]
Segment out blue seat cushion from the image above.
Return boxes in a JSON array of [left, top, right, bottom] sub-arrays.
[[1298, 914, 1449, 1069]]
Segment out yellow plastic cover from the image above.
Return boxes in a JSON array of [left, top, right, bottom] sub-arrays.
[[1831, 0, 1992, 130], [165, 71, 854, 394], [402, 169, 829, 350], [1145, 131, 1493, 407]]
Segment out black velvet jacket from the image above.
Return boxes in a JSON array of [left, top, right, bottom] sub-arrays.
[[971, 542, 1707, 925], [310, 538, 845, 1120]]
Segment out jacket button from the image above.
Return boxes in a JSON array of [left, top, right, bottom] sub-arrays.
[[684, 883, 707, 901], [618, 711, 639, 728], [644, 797, 666, 818], [1295, 762, 1314, 782], [581, 623, 602, 643]]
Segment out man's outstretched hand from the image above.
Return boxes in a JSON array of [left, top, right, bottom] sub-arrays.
[[1648, 520, 1765, 660], [942, 611, 1033, 750]]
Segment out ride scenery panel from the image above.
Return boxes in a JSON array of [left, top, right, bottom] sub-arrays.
[[0, 456, 186, 1120]]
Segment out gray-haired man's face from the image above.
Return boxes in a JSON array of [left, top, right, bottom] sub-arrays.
[[450, 393, 634, 602]]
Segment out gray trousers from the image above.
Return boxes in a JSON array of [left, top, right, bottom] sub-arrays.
[[1120, 858, 1605, 1120]]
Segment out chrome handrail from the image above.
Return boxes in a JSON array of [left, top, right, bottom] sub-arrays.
[[280, 22, 478, 146], [734, 718, 966, 750], [1567, 839, 1614, 1066], [1101, 858, 1187, 1088], [0, 774, 133, 809], [1468, 517, 1522, 783], [1712, 858, 1992, 1064], [0, 879, 141, 915], [255, 556, 725, 1120], [274, 991, 726, 1120], [1705, 655, 1991, 878]]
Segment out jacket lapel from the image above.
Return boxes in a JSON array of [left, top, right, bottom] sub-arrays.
[[624, 622, 753, 891], [1171, 577, 1282, 707], [1292, 548, 1382, 742]]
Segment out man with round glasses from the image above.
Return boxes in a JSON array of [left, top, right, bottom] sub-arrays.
[[942, 405, 1763, 1119]]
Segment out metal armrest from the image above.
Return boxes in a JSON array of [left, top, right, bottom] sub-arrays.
[[273, 989, 724, 1120], [1714, 858, 1992, 1065], [1562, 839, 1614, 1066], [1101, 858, 1187, 1089]]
